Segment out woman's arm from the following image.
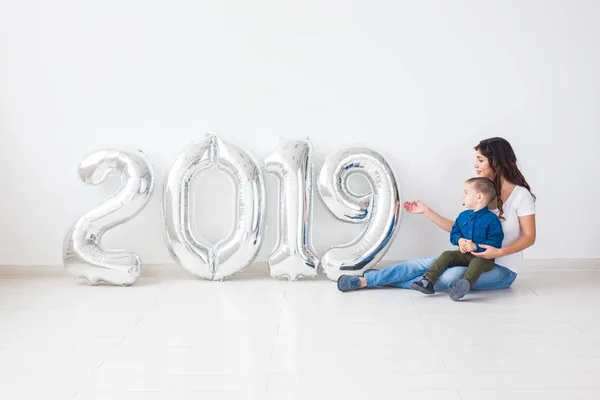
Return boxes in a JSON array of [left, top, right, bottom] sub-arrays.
[[403, 201, 454, 233], [499, 214, 536, 256], [472, 214, 536, 259], [425, 207, 455, 233]]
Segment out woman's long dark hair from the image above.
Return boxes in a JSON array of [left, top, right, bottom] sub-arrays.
[[475, 137, 535, 220]]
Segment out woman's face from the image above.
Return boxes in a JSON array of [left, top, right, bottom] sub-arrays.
[[474, 150, 493, 179]]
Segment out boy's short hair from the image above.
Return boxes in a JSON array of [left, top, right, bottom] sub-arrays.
[[466, 177, 497, 204]]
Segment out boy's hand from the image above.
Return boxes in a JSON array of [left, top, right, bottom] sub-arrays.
[[464, 240, 477, 253], [458, 238, 470, 253]]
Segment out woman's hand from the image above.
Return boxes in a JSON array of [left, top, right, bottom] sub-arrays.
[[402, 200, 429, 215], [471, 245, 503, 259]]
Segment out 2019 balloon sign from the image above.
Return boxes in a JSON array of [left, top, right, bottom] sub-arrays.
[[63, 133, 401, 286]]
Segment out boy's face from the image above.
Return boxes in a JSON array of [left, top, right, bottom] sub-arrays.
[[462, 182, 484, 210]]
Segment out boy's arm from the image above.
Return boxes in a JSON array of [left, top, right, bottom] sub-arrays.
[[475, 215, 504, 252], [449, 216, 463, 246]]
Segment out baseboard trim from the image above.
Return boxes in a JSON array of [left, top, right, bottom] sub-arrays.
[[1, 259, 599, 278]]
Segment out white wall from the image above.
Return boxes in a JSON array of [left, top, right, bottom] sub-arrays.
[[1, 0, 598, 266]]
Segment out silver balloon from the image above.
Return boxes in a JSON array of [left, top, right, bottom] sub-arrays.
[[163, 134, 266, 280], [317, 147, 401, 281], [264, 138, 319, 281], [63, 149, 155, 286]]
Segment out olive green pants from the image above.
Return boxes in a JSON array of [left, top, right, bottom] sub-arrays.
[[424, 250, 495, 287]]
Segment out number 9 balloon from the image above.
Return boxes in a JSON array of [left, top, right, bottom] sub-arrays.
[[317, 147, 401, 281]]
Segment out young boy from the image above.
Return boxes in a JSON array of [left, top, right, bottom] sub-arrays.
[[411, 177, 504, 301]]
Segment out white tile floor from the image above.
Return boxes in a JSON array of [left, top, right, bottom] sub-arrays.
[[1, 261, 600, 400]]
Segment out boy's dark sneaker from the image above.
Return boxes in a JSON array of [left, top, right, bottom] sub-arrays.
[[410, 277, 435, 295]]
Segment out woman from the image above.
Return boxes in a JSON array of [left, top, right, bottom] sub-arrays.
[[337, 137, 537, 292]]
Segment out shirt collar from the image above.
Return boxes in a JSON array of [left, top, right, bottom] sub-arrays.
[[472, 206, 489, 216]]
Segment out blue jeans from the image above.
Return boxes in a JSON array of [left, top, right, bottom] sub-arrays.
[[364, 256, 517, 291]]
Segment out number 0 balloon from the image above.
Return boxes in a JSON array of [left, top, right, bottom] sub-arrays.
[[162, 134, 266, 280]]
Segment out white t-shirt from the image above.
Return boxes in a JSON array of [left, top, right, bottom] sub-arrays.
[[491, 185, 536, 273]]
